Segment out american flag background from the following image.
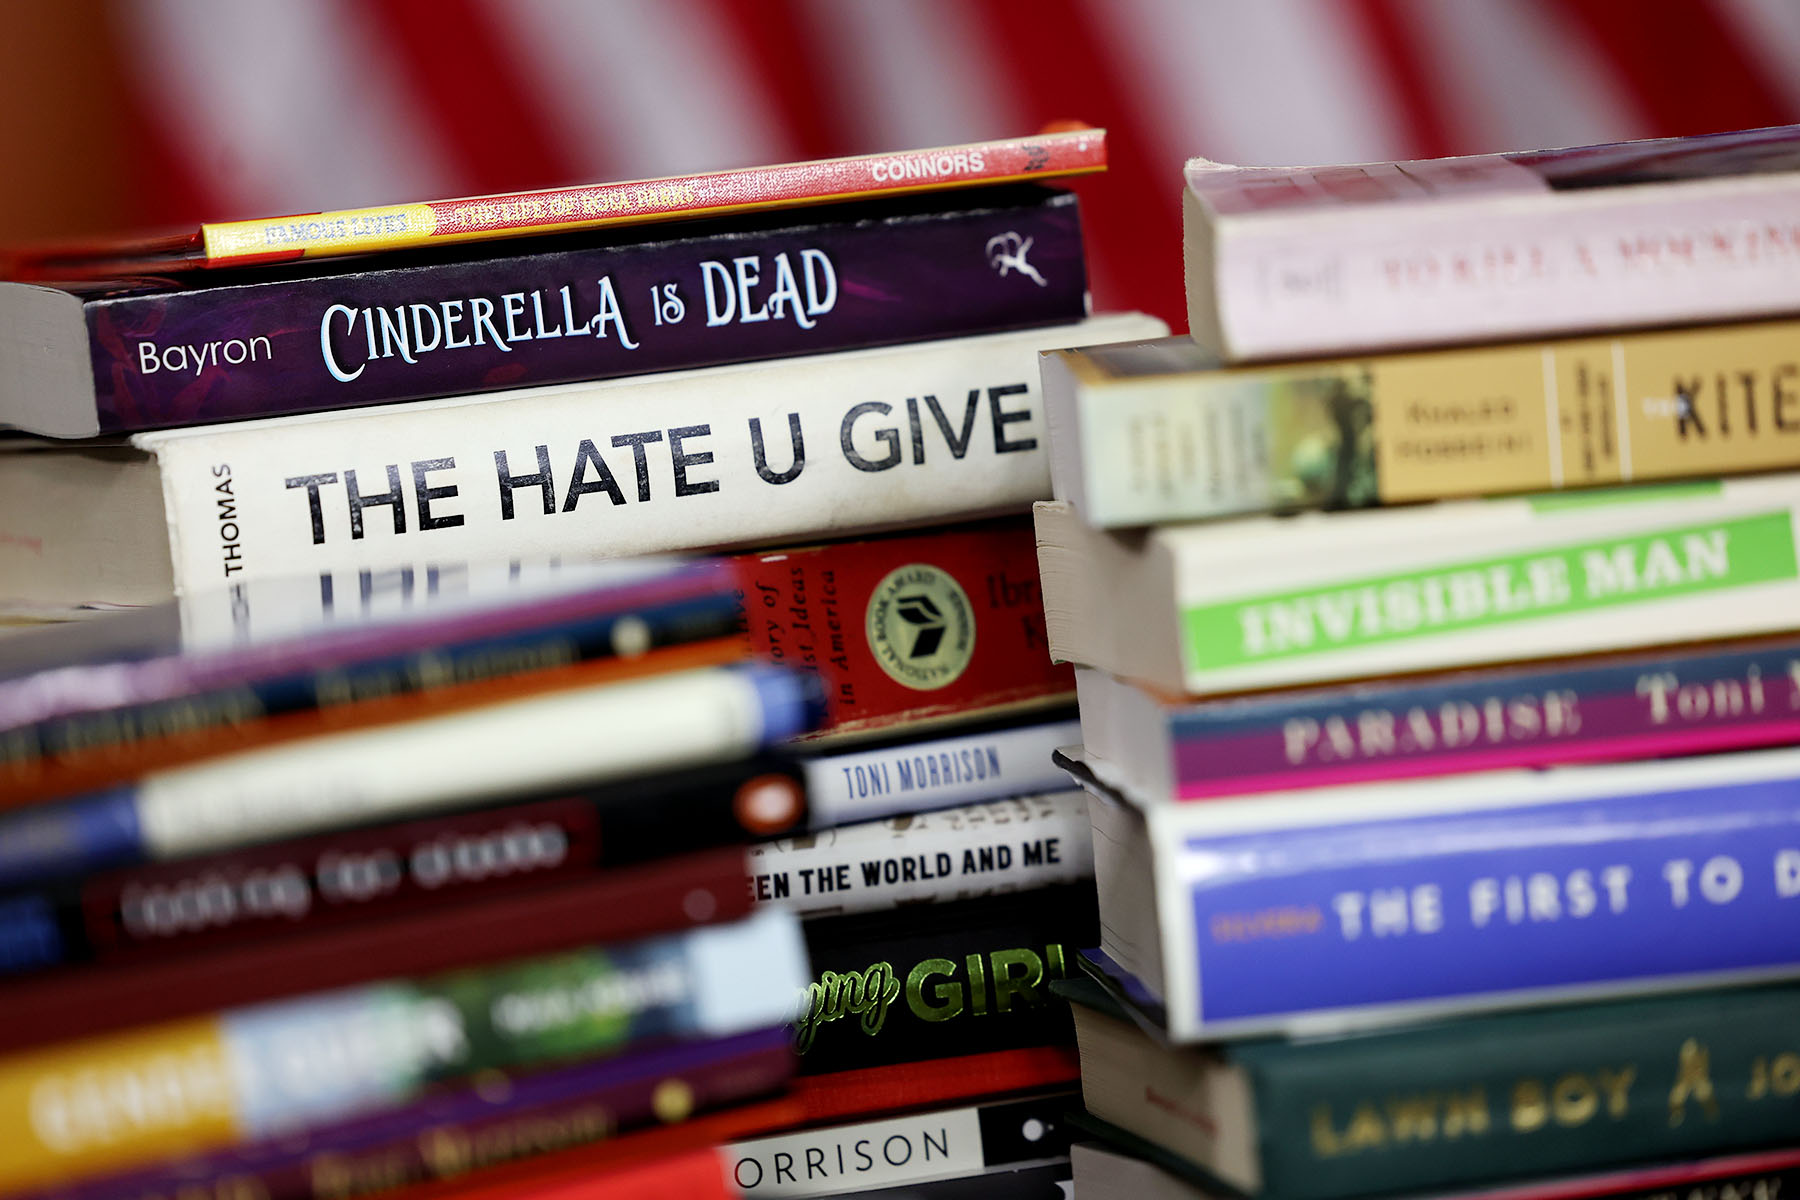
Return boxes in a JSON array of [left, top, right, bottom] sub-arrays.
[[6, 0, 1800, 328]]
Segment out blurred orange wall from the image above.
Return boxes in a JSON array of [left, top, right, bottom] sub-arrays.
[[0, 1, 130, 243]]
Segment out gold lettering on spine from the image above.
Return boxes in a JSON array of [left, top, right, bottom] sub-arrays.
[[1597, 1067, 1636, 1117], [1669, 1039, 1720, 1126], [1384, 1096, 1438, 1143], [1442, 1088, 1491, 1137], [1552, 1073, 1598, 1125], [1747, 1053, 1800, 1100], [1343, 1103, 1387, 1151], [1311, 1107, 1345, 1157], [1512, 1079, 1549, 1132]]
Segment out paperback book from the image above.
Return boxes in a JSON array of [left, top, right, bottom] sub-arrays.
[[1045, 319, 1800, 527], [1184, 124, 1800, 360], [1067, 743, 1800, 1039], [3, 188, 1086, 438], [1073, 634, 1800, 802], [0, 313, 1165, 611], [7, 128, 1106, 274], [1037, 476, 1800, 696]]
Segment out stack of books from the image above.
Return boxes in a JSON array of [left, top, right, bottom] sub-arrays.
[[0, 131, 1161, 1199], [1034, 126, 1800, 1198]]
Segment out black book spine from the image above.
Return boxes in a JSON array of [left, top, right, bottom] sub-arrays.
[[792, 882, 1098, 1075]]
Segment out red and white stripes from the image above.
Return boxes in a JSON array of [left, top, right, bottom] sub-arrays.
[[117, 0, 1800, 325]]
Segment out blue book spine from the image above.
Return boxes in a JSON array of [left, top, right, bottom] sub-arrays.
[[0, 789, 142, 893], [1174, 767, 1800, 1031], [4, 590, 743, 770]]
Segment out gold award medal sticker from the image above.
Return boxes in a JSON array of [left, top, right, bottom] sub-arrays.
[[864, 563, 976, 691]]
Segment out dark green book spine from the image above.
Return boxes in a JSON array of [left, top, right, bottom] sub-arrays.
[[1248, 985, 1800, 1200]]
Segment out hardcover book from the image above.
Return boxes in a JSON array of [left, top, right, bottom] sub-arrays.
[[799, 712, 1080, 826], [723, 1090, 1076, 1198], [1065, 742, 1800, 1040], [792, 883, 1097, 1076], [734, 520, 1079, 741], [1184, 124, 1800, 361], [1036, 476, 1800, 697], [1044, 319, 1800, 527], [0, 313, 1165, 612], [748, 790, 1092, 919], [2, 187, 1086, 438], [1060, 974, 1800, 1200]]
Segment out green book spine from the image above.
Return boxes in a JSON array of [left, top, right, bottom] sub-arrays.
[[1248, 985, 1800, 1200]]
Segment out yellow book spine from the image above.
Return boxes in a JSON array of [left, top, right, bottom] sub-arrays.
[[1364, 317, 1800, 502], [0, 1018, 242, 1191]]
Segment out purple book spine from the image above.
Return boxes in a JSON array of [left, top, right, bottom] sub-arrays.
[[84, 190, 1085, 432], [1165, 636, 1800, 798], [27, 1027, 794, 1200]]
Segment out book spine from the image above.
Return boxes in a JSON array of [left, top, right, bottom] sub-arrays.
[[0, 848, 753, 1056], [786, 1047, 1081, 1127], [1070, 313, 1800, 528], [802, 717, 1081, 824], [1159, 636, 1800, 798], [198, 129, 1104, 264], [90, 191, 1086, 431], [1155, 752, 1800, 1036], [793, 883, 1096, 1076], [1251, 985, 1800, 1200], [723, 1091, 1076, 1198], [0, 910, 805, 1192], [1204, 177, 1800, 361], [0, 662, 816, 889], [0, 594, 746, 808], [1168, 483, 1800, 695], [20, 1026, 791, 1200], [0, 558, 733, 727], [748, 791, 1092, 918], [735, 520, 1075, 740], [140, 313, 1164, 597], [0, 758, 808, 974]]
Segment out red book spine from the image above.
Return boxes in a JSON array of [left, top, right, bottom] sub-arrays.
[[0, 846, 748, 1054], [733, 519, 1072, 739], [787, 1046, 1082, 1125], [443, 1146, 734, 1200], [410, 1101, 804, 1200]]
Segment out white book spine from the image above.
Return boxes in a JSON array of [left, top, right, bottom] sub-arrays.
[[138, 314, 1164, 596], [725, 1103, 1014, 1197], [746, 791, 1092, 918], [134, 665, 791, 858], [801, 719, 1081, 827], [1203, 176, 1800, 360]]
